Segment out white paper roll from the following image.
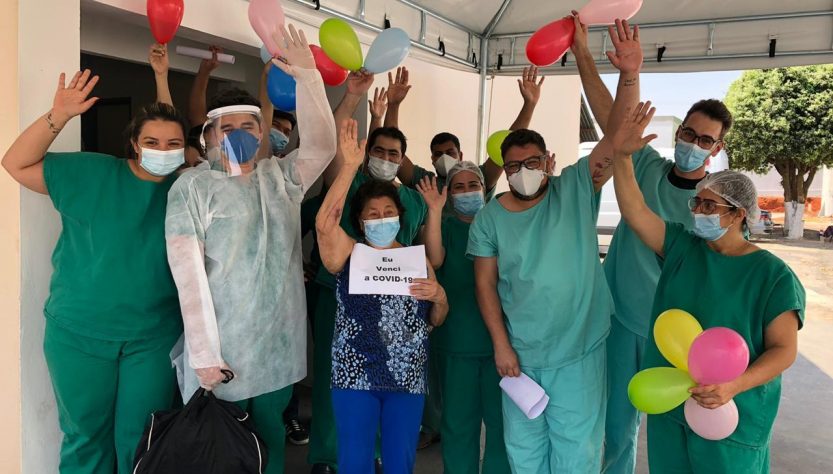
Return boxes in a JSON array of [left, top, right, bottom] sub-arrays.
[[175, 46, 236, 64]]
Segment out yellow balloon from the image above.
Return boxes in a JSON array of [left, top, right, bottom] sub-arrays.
[[654, 309, 703, 371], [486, 130, 511, 167]]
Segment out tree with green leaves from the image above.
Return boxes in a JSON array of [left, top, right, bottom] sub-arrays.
[[724, 65, 833, 238]]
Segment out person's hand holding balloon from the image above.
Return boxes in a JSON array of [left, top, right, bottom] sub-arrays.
[[689, 380, 742, 409]]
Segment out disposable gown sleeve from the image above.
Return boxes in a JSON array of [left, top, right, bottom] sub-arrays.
[[283, 68, 337, 190], [165, 178, 224, 369]]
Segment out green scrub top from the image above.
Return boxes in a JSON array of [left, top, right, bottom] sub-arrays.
[[434, 215, 493, 356], [315, 172, 427, 289], [604, 146, 700, 337], [644, 222, 805, 447], [466, 157, 614, 369], [411, 163, 496, 214], [43, 152, 182, 341]]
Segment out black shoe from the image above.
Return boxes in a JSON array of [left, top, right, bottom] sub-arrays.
[[285, 418, 309, 446], [375, 458, 383, 474], [310, 463, 335, 474]]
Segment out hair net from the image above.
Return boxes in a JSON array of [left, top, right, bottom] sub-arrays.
[[696, 170, 760, 224], [446, 160, 485, 188]]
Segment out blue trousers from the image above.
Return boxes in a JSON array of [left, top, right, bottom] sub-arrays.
[[332, 388, 424, 474]]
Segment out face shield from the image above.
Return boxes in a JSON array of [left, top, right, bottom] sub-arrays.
[[200, 105, 263, 176]]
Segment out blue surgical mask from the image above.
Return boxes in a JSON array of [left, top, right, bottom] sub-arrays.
[[452, 190, 485, 216], [139, 147, 185, 176], [221, 129, 261, 165], [674, 140, 712, 172], [270, 129, 289, 155], [692, 213, 729, 241], [363, 217, 400, 247]]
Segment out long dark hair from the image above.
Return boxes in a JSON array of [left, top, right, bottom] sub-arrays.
[[123, 102, 188, 160], [349, 180, 406, 239]]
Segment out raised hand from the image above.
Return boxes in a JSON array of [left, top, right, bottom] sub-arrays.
[[338, 118, 366, 168], [517, 65, 544, 104], [607, 19, 643, 73], [368, 87, 388, 119], [271, 24, 315, 76], [346, 71, 375, 96], [570, 11, 589, 54], [52, 70, 100, 124], [611, 101, 657, 156], [149, 43, 169, 76], [386, 67, 411, 105], [198, 46, 222, 75], [416, 176, 448, 213]]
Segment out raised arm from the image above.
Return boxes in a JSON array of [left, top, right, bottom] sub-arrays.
[[571, 13, 612, 133], [188, 46, 221, 127], [416, 176, 447, 268], [368, 86, 387, 137], [257, 62, 274, 159], [150, 43, 173, 106], [271, 24, 337, 190], [1, 70, 99, 194], [323, 71, 375, 186], [383, 67, 410, 129], [474, 256, 520, 377], [611, 101, 665, 254], [316, 118, 364, 274]]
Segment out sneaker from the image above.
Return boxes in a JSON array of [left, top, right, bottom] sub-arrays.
[[285, 418, 309, 446], [375, 457, 383, 474]]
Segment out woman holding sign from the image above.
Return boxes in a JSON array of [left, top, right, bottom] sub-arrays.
[[609, 101, 804, 473], [316, 118, 448, 474]]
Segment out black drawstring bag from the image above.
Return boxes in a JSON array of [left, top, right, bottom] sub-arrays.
[[133, 382, 268, 474]]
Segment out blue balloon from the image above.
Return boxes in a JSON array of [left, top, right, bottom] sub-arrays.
[[267, 65, 296, 111], [259, 44, 272, 64], [363, 28, 411, 74]]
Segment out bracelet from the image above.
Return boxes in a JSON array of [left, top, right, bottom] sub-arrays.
[[45, 112, 62, 134]]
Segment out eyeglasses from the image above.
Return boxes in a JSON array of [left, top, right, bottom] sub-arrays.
[[678, 126, 721, 150], [503, 155, 545, 174], [688, 197, 736, 215]]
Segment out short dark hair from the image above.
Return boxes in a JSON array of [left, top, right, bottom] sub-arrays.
[[273, 110, 297, 130], [207, 87, 261, 111], [430, 132, 461, 151], [124, 102, 188, 160], [349, 180, 406, 239], [367, 127, 407, 157], [501, 129, 546, 158], [683, 99, 733, 138]]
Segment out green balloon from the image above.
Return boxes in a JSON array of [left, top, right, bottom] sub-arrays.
[[628, 367, 696, 415], [486, 130, 511, 166], [319, 18, 363, 71]]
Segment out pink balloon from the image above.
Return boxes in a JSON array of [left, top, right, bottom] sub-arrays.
[[684, 398, 739, 441], [578, 0, 643, 26], [688, 327, 750, 385], [248, 0, 286, 57]]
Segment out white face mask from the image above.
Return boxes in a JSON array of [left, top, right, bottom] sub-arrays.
[[367, 156, 400, 182], [433, 154, 458, 177], [507, 167, 546, 197]]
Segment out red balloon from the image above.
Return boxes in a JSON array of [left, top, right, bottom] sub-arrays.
[[310, 45, 349, 86], [147, 0, 185, 44], [526, 18, 576, 67]]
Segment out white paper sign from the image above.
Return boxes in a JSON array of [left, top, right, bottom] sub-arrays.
[[349, 244, 427, 296]]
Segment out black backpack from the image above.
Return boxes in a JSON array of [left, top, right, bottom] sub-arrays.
[[133, 388, 268, 473]]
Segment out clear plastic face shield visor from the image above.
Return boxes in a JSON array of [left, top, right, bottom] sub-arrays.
[[200, 105, 264, 177]]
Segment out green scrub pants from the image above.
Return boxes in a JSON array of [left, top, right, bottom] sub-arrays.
[[502, 343, 606, 474], [421, 336, 443, 437], [43, 320, 179, 474], [235, 386, 293, 474], [603, 317, 647, 474], [308, 287, 339, 467], [437, 353, 510, 474], [647, 414, 770, 473]]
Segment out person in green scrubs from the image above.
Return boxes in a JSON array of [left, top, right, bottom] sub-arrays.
[[307, 73, 427, 473], [418, 161, 511, 474], [1, 69, 187, 474], [610, 102, 804, 474]]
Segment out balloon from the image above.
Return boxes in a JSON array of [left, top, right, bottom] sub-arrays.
[[487, 130, 512, 167], [147, 0, 185, 44], [684, 398, 739, 441], [248, 0, 286, 57], [364, 28, 411, 74], [688, 328, 750, 385], [526, 18, 575, 67], [260, 44, 273, 64], [628, 367, 696, 415], [310, 45, 349, 86], [267, 65, 296, 111], [319, 18, 363, 71], [654, 309, 703, 371], [578, 0, 643, 26]]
